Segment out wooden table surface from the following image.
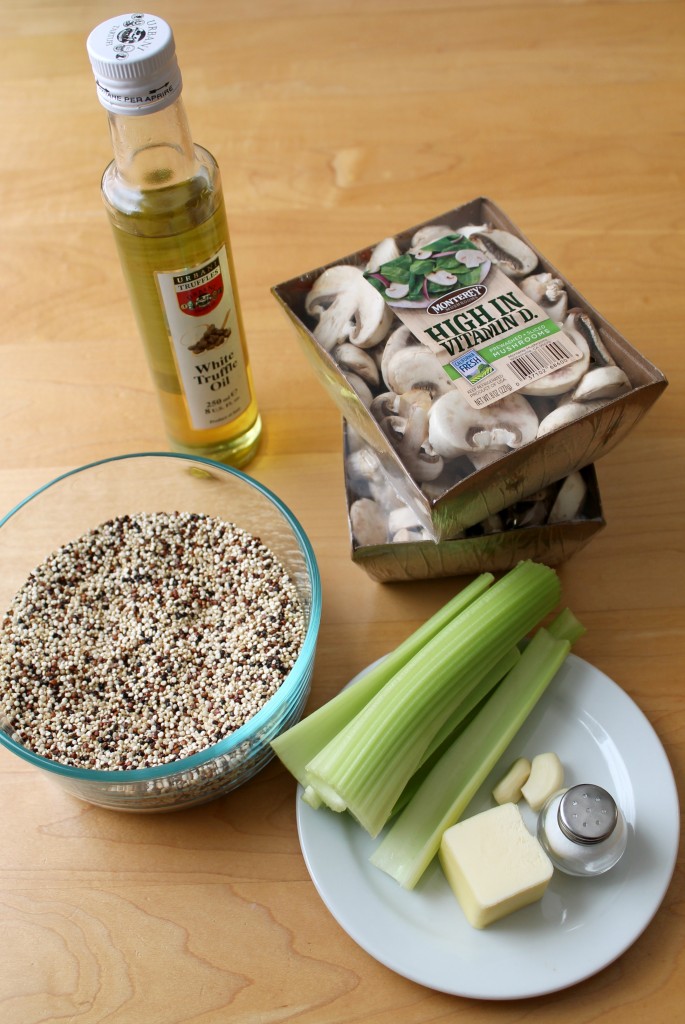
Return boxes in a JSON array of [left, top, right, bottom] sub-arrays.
[[1, 1, 683, 1021]]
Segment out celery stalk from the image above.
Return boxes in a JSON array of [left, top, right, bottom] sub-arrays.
[[390, 646, 520, 817], [368, 626, 571, 889], [547, 606, 586, 645], [305, 561, 561, 837], [270, 573, 495, 787], [420, 647, 520, 766]]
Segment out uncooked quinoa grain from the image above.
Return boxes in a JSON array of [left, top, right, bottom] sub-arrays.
[[0, 512, 306, 770]]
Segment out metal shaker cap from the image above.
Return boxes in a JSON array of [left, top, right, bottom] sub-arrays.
[[557, 784, 618, 845]]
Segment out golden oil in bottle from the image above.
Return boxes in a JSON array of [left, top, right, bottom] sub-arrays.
[[87, 13, 261, 466]]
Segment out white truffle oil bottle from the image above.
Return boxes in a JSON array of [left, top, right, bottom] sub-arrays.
[[87, 13, 261, 466]]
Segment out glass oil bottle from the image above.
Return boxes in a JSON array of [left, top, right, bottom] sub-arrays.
[[87, 13, 261, 466]]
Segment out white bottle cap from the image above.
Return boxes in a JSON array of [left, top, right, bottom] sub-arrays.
[[86, 13, 183, 116]]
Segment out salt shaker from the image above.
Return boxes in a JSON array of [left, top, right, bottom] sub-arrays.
[[537, 784, 628, 877]]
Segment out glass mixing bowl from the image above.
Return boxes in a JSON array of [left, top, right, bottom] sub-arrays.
[[0, 453, 321, 811]]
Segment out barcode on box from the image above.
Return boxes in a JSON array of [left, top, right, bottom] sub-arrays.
[[507, 339, 575, 383]]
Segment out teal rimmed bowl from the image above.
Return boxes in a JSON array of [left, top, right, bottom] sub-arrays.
[[0, 453, 321, 811]]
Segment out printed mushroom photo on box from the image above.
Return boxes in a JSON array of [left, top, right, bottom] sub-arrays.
[[272, 197, 667, 543]]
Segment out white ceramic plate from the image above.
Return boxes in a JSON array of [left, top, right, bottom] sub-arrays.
[[296, 654, 680, 999]]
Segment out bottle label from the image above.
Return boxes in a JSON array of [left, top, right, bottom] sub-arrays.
[[364, 233, 583, 410], [156, 245, 252, 430]]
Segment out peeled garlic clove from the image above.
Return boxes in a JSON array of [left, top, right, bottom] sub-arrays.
[[492, 757, 532, 805], [521, 752, 565, 812]]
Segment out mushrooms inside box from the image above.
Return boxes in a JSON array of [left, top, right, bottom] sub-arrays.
[[272, 197, 667, 542], [343, 421, 605, 581]]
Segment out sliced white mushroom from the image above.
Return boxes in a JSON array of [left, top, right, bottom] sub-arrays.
[[420, 459, 473, 499], [519, 272, 568, 322], [537, 399, 602, 437], [346, 445, 403, 511], [346, 446, 383, 492], [396, 387, 434, 416], [370, 390, 400, 421], [467, 448, 507, 471], [413, 443, 445, 482], [380, 324, 415, 389], [334, 342, 380, 387], [391, 526, 433, 543], [349, 497, 388, 546], [350, 298, 393, 349], [385, 346, 453, 399], [519, 312, 591, 397], [381, 405, 445, 482], [471, 426, 521, 451], [344, 422, 366, 454], [456, 222, 489, 238], [409, 223, 454, 251], [428, 391, 538, 460], [304, 264, 392, 351], [507, 499, 550, 529], [548, 472, 587, 523], [573, 365, 631, 401], [567, 307, 613, 364], [344, 372, 374, 407], [366, 236, 401, 273], [372, 479, 405, 512], [469, 227, 539, 278], [558, 308, 632, 399], [371, 386, 433, 423], [368, 339, 386, 374], [388, 506, 423, 535]]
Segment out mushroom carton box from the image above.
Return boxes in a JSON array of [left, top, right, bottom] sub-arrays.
[[343, 421, 606, 583], [272, 197, 667, 541]]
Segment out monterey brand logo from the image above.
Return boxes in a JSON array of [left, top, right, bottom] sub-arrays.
[[427, 284, 487, 317]]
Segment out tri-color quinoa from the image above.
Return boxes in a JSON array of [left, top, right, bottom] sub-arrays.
[[0, 512, 306, 770]]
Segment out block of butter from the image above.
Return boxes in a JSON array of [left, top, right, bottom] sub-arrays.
[[439, 802, 553, 929]]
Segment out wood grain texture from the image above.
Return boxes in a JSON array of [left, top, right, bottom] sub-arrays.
[[1, 1, 683, 1020]]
